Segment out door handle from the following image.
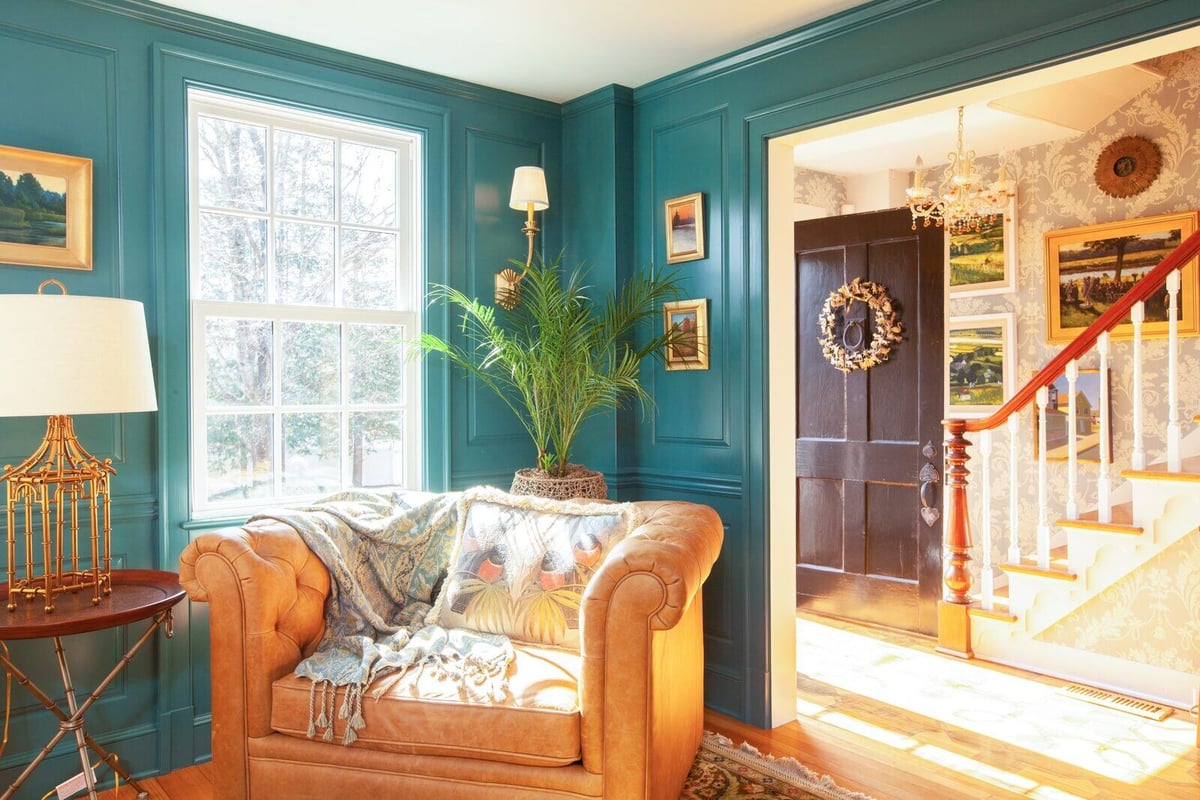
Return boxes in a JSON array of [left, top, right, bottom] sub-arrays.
[[919, 442, 940, 527]]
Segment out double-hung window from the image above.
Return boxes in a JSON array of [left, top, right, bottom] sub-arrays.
[[187, 90, 422, 516]]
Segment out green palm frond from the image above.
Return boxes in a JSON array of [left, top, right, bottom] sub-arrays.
[[415, 254, 685, 477]]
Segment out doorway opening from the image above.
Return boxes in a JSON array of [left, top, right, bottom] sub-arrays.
[[763, 25, 1200, 727]]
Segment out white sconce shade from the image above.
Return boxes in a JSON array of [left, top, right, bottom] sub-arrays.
[[509, 166, 549, 211], [0, 293, 157, 418]]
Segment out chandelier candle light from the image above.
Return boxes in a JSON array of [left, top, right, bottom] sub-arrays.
[[0, 280, 157, 612], [905, 106, 1016, 235]]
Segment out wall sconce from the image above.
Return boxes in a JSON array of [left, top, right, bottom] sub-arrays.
[[495, 165, 549, 309], [0, 280, 157, 611]]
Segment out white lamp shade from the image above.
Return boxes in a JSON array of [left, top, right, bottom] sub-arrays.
[[0, 294, 157, 418], [509, 166, 549, 211]]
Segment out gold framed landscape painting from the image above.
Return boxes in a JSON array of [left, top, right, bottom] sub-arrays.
[[0, 144, 92, 270], [663, 298, 709, 371], [1044, 210, 1198, 344], [665, 192, 704, 264], [946, 195, 1017, 296]]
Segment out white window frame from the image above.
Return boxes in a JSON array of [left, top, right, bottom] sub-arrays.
[[186, 89, 423, 517]]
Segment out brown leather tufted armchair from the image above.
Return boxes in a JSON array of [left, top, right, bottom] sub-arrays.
[[180, 500, 723, 799]]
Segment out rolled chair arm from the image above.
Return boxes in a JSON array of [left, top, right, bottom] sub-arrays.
[[179, 519, 331, 800], [579, 500, 723, 799]]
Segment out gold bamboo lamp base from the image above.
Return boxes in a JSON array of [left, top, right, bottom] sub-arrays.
[[3, 415, 114, 612]]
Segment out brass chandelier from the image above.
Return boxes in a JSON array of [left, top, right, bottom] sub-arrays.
[[905, 106, 1015, 235]]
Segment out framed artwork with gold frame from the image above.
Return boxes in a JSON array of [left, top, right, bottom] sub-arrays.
[[663, 298, 709, 371], [1044, 210, 1198, 344], [664, 192, 704, 264], [0, 145, 92, 270]]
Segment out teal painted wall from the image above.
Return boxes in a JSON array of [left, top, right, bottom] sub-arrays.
[[622, 0, 1200, 724], [2, 0, 1199, 791], [0, 0, 559, 792]]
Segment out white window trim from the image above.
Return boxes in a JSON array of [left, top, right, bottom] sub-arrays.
[[186, 89, 423, 518]]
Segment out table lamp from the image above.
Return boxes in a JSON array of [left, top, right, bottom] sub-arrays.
[[494, 165, 549, 309], [0, 279, 157, 612]]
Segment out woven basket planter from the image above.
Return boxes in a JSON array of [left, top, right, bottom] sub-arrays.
[[510, 465, 608, 500]]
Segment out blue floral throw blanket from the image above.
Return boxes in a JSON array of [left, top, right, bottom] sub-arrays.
[[252, 490, 514, 745]]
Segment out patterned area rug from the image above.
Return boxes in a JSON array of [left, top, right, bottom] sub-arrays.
[[682, 732, 877, 799]]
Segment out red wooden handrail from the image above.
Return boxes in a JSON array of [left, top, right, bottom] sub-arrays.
[[936, 226, 1200, 658], [964, 227, 1200, 433]]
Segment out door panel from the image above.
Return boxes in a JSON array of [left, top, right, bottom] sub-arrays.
[[794, 208, 943, 636]]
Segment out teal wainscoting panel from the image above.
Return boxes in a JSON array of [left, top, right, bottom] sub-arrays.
[[648, 108, 730, 449], [561, 85, 636, 481], [453, 129, 550, 484]]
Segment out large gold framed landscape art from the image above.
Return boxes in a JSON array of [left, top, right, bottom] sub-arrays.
[[0, 145, 92, 270], [1044, 210, 1198, 344]]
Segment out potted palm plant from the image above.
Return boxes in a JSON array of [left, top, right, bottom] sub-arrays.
[[417, 256, 685, 499]]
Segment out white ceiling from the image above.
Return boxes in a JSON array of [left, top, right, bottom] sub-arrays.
[[792, 63, 1167, 176], [150, 0, 873, 102]]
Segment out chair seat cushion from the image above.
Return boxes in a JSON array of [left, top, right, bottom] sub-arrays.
[[270, 643, 582, 767]]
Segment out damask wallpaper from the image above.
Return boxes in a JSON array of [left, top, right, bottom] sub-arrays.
[[793, 166, 846, 217], [795, 47, 1200, 672], [1037, 529, 1200, 673]]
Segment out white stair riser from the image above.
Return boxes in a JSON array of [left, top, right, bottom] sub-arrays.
[[976, 477, 1200, 708]]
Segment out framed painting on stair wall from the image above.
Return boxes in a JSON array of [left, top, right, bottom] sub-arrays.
[[945, 313, 1014, 416], [1044, 210, 1199, 344], [946, 194, 1017, 297], [1031, 369, 1112, 462]]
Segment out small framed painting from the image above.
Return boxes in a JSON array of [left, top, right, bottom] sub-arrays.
[[665, 192, 705, 264], [946, 195, 1017, 296], [1044, 210, 1199, 344], [0, 144, 92, 270], [945, 313, 1014, 416], [1031, 369, 1111, 462], [663, 298, 709, 371]]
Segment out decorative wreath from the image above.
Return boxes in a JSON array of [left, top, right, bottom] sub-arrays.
[[817, 278, 904, 374]]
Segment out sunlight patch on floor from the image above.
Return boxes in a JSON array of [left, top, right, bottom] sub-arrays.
[[799, 688, 1085, 798], [796, 617, 1195, 786]]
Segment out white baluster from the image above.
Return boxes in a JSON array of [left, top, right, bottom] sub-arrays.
[[1098, 332, 1112, 523], [1167, 270, 1182, 472], [1065, 360, 1079, 520], [1007, 413, 1020, 565], [980, 429, 994, 610], [1131, 301, 1146, 470], [1036, 386, 1051, 569]]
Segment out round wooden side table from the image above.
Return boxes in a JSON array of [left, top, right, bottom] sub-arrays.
[[0, 570, 185, 800]]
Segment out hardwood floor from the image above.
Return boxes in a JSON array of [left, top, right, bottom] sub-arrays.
[[96, 614, 1200, 800]]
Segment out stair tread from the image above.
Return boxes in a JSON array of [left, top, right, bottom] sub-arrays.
[[969, 599, 1016, 622], [1058, 502, 1142, 533], [1122, 454, 1200, 481], [999, 548, 1076, 580]]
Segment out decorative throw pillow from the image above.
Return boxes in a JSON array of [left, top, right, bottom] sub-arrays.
[[428, 487, 641, 650]]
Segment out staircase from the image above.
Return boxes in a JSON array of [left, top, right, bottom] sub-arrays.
[[938, 230, 1200, 723]]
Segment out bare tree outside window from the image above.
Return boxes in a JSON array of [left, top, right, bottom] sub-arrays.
[[188, 90, 421, 515]]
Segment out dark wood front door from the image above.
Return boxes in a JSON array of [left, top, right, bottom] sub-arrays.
[[794, 208, 943, 636]]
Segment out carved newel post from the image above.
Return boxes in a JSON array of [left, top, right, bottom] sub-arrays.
[[937, 418, 974, 658]]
